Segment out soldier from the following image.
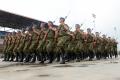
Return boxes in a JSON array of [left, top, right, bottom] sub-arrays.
[[3, 33, 9, 61], [7, 32, 16, 61], [23, 27, 32, 62], [74, 24, 84, 62], [57, 17, 74, 64], [112, 39, 118, 58], [94, 32, 102, 60], [86, 28, 94, 61], [17, 29, 26, 62], [44, 21, 58, 63], [101, 34, 108, 59], [13, 31, 21, 62], [28, 25, 40, 63], [107, 37, 113, 58], [5, 33, 12, 61], [36, 23, 48, 63]]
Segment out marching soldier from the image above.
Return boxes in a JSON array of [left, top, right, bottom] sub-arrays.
[[29, 25, 40, 63], [7, 32, 16, 61], [36, 23, 48, 63], [74, 24, 84, 62], [57, 17, 74, 64], [3, 33, 9, 61], [86, 28, 94, 61], [113, 39, 118, 58], [13, 31, 21, 62], [101, 34, 108, 59], [94, 32, 102, 60], [17, 29, 26, 62], [23, 27, 32, 62], [44, 21, 58, 63]]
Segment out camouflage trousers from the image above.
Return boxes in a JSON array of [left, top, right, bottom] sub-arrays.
[[29, 40, 38, 53], [74, 41, 83, 53], [23, 41, 31, 53], [56, 36, 70, 53], [17, 41, 25, 53], [46, 39, 55, 53], [36, 40, 46, 53]]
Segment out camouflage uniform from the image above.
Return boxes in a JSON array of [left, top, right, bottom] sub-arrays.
[[94, 36, 102, 60], [86, 33, 94, 60], [101, 37, 108, 58], [29, 29, 40, 62], [57, 24, 71, 64], [3, 35, 8, 61], [13, 34, 21, 61], [23, 32, 32, 62], [17, 33, 26, 62], [74, 31, 84, 61], [8, 34, 16, 61], [113, 40, 118, 58]]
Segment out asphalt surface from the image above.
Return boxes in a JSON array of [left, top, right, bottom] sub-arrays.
[[0, 57, 120, 80]]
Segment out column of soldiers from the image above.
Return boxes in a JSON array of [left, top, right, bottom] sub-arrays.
[[2, 17, 118, 64]]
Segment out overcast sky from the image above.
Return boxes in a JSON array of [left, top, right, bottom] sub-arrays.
[[0, 0, 120, 50]]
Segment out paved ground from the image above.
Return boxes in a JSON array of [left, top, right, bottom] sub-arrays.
[[0, 57, 120, 80]]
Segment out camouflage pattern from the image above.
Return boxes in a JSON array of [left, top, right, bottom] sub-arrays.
[[2, 21, 118, 63]]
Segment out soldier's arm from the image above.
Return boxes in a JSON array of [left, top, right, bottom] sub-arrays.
[[43, 31, 48, 41], [64, 24, 69, 31], [51, 27, 58, 39], [3, 36, 7, 45], [21, 32, 26, 37], [67, 31, 75, 39], [33, 29, 39, 35]]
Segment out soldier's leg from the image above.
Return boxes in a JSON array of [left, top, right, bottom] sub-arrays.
[[14, 52, 19, 62], [89, 50, 94, 61], [36, 51, 41, 61], [76, 53, 80, 62], [40, 52, 45, 63], [56, 52, 60, 62], [9, 52, 15, 61], [24, 53, 32, 63], [19, 51, 25, 62], [65, 51, 70, 62], [60, 48, 65, 64], [115, 49, 118, 58], [6, 52, 11, 61], [30, 52, 36, 63], [3, 52, 7, 61], [72, 52, 76, 61], [109, 51, 112, 59]]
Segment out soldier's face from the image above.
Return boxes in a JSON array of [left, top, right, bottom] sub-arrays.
[[59, 19, 64, 23], [32, 26, 35, 30], [103, 35, 106, 38], [48, 22, 52, 27], [76, 27, 80, 31], [87, 29, 91, 33], [96, 33, 99, 36]]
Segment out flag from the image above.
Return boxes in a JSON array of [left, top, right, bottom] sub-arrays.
[[92, 13, 96, 18]]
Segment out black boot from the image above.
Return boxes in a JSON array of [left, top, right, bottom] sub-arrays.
[[19, 52, 24, 62], [10, 54, 15, 62], [48, 52, 54, 64], [30, 53, 36, 63], [3, 53, 7, 61], [15, 52, 19, 62], [60, 53, 65, 64]]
